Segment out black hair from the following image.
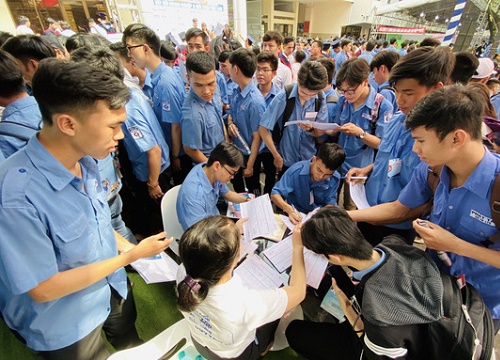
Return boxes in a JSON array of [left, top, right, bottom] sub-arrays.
[[0, 31, 14, 48], [450, 52, 480, 85], [294, 50, 306, 64], [42, 34, 66, 54], [302, 207, 373, 260], [66, 34, 111, 53], [32, 58, 129, 126], [370, 50, 401, 72], [218, 49, 232, 63], [365, 40, 376, 52], [70, 46, 124, 80], [262, 30, 284, 46], [186, 51, 215, 75], [1, 35, 56, 65], [312, 40, 323, 50], [0, 49, 26, 98], [336, 57, 369, 87], [405, 84, 483, 141], [109, 41, 130, 61], [284, 36, 295, 46], [229, 48, 257, 78], [419, 37, 441, 47], [389, 37, 397, 45], [297, 60, 328, 90], [316, 57, 335, 84], [257, 50, 278, 71], [160, 41, 177, 61], [185, 27, 209, 46], [177, 216, 240, 312], [340, 39, 351, 48], [207, 141, 244, 168], [122, 23, 161, 56], [390, 46, 454, 88], [316, 143, 345, 171]]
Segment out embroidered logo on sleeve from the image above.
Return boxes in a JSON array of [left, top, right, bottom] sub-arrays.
[[384, 111, 393, 123], [162, 100, 171, 111], [128, 126, 143, 139]]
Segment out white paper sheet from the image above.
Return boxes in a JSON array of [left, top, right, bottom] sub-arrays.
[[234, 254, 284, 289], [239, 240, 258, 261], [131, 252, 179, 284], [350, 183, 371, 210], [279, 207, 319, 231], [262, 236, 328, 289], [284, 120, 341, 131], [240, 194, 277, 240]]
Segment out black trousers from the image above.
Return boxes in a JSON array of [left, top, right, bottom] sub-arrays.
[[285, 320, 362, 360], [172, 154, 193, 186], [356, 222, 416, 246], [193, 319, 280, 360], [38, 281, 142, 360]]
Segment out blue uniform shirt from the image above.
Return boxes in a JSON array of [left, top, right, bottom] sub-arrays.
[[0, 96, 42, 158], [216, 71, 229, 104], [142, 68, 154, 101], [260, 83, 328, 167], [151, 62, 185, 150], [271, 159, 340, 213], [0, 136, 127, 351], [124, 88, 170, 182], [261, 83, 279, 108], [334, 51, 348, 85], [229, 81, 266, 153], [177, 163, 229, 230], [97, 153, 122, 200], [323, 86, 338, 123], [378, 81, 398, 112], [491, 94, 500, 118], [365, 112, 421, 229], [358, 51, 374, 65], [398, 151, 500, 318], [335, 86, 393, 174], [181, 89, 225, 159]]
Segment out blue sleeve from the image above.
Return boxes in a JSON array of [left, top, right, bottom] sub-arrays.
[[375, 98, 394, 138], [159, 81, 183, 125], [260, 90, 287, 130], [398, 162, 433, 208], [333, 96, 346, 125], [218, 182, 229, 196], [271, 168, 296, 197], [249, 96, 267, 133], [181, 101, 203, 150], [125, 103, 158, 153], [324, 173, 340, 205]]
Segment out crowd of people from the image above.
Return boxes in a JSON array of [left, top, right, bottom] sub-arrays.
[[0, 19, 499, 360]]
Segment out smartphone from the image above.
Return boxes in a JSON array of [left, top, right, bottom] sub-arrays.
[[326, 265, 356, 299]]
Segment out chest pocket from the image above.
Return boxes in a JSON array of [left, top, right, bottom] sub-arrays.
[[53, 213, 97, 270]]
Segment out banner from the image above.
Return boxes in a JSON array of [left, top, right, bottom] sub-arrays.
[[442, 0, 466, 46], [377, 26, 426, 34]]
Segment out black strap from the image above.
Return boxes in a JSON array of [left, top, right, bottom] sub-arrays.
[[272, 84, 299, 144]]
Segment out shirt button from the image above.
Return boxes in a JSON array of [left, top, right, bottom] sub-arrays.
[[18, 168, 26, 173], [448, 205, 453, 209], [107, 307, 110, 312], [446, 226, 451, 230]]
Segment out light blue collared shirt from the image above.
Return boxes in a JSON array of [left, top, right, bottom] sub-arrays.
[[0, 136, 127, 351], [352, 249, 386, 281]]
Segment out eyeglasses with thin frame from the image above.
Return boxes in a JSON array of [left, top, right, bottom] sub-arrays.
[[126, 44, 144, 54], [223, 165, 238, 177], [337, 83, 361, 96], [256, 67, 272, 74]]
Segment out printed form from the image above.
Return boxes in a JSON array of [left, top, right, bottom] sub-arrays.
[[234, 254, 284, 290], [240, 194, 277, 240], [131, 252, 179, 284]]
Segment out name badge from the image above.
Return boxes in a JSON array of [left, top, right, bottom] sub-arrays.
[[305, 112, 317, 121], [387, 158, 402, 178], [310, 190, 314, 205]]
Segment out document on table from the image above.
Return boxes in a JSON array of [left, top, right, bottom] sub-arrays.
[[279, 207, 319, 231], [234, 254, 284, 290], [284, 120, 341, 131], [239, 240, 258, 261], [131, 252, 179, 284], [240, 194, 277, 240], [262, 236, 329, 289], [350, 183, 371, 210]]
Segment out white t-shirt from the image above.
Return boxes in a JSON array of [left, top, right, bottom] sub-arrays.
[[16, 25, 34, 35], [177, 267, 288, 358], [273, 61, 293, 90]]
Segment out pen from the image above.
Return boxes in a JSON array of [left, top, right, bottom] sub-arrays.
[[291, 204, 302, 220]]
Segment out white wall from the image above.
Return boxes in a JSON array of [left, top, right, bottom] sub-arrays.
[[0, 0, 16, 34], [308, 0, 351, 38]]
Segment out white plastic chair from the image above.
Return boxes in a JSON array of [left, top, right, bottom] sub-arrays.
[[107, 318, 199, 360], [160, 185, 183, 256]]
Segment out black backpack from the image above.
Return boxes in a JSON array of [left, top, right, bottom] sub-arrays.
[[426, 272, 494, 360], [271, 84, 323, 144]]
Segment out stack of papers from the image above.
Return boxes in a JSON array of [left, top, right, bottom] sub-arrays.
[[350, 183, 371, 210], [284, 120, 341, 131], [130, 252, 179, 284], [240, 194, 277, 240], [234, 254, 284, 290]]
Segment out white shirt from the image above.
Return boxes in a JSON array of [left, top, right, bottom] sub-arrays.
[[177, 267, 288, 358], [273, 61, 293, 90], [16, 25, 34, 35], [90, 25, 108, 39]]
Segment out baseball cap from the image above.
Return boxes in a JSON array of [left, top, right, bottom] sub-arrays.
[[472, 57, 497, 79]]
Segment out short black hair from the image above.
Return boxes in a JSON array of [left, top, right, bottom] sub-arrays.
[[419, 37, 441, 47], [449, 52, 480, 85], [160, 41, 177, 61], [302, 206, 373, 260], [316, 57, 335, 84], [122, 23, 161, 56], [0, 49, 25, 98], [70, 46, 124, 81], [294, 50, 306, 64], [66, 34, 110, 53], [257, 50, 278, 71], [186, 51, 215, 75], [229, 48, 256, 78], [390, 46, 454, 88], [185, 27, 209, 46], [405, 84, 483, 141], [284, 37, 295, 46], [32, 58, 130, 126], [262, 31, 284, 46], [370, 50, 401, 72], [1, 35, 56, 65], [336, 57, 369, 87], [207, 141, 244, 168], [0, 31, 14, 48], [340, 39, 351, 48], [365, 40, 376, 52], [218, 49, 232, 63], [316, 143, 345, 171], [389, 37, 397, 45], [297, 60, 328, 90], [109, 41, 130, 61]]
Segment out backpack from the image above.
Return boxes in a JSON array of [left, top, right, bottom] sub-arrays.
[[427, 165, 500, 246], [340, 92, 385, 133], [426, 272, 494, 360], [271, 84, 323, 144]]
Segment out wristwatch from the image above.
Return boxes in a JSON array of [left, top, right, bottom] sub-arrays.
[[357, 130, 366, 139]]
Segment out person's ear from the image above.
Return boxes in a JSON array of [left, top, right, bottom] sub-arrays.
[[452, 129, 467, 146], [55, 114, 78, 136], [327, 254, 343, 265]]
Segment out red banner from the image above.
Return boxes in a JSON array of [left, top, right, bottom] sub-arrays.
[[377, 26, 426, 34]]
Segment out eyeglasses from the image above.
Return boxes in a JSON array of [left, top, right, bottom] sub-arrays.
[[256, 67, 272, 74], [337, 83, 361, 96], [126, 44, 144, 54], [223, 165, 238, 177]]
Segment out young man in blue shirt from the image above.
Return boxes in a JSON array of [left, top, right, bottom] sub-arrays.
[[349, 85, 500, 332], [0, 59, 171, 359], [0, 49, 42, 158], [177, 142, 249, 230], [370, 50, 401, 111], [227, 48, 267, 194], [271, 143, 345, 224], [256, 51, 279, 107], [182, 51, 226, 164], [259, 60, 329, 175], [347, 46, 453, 245]]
